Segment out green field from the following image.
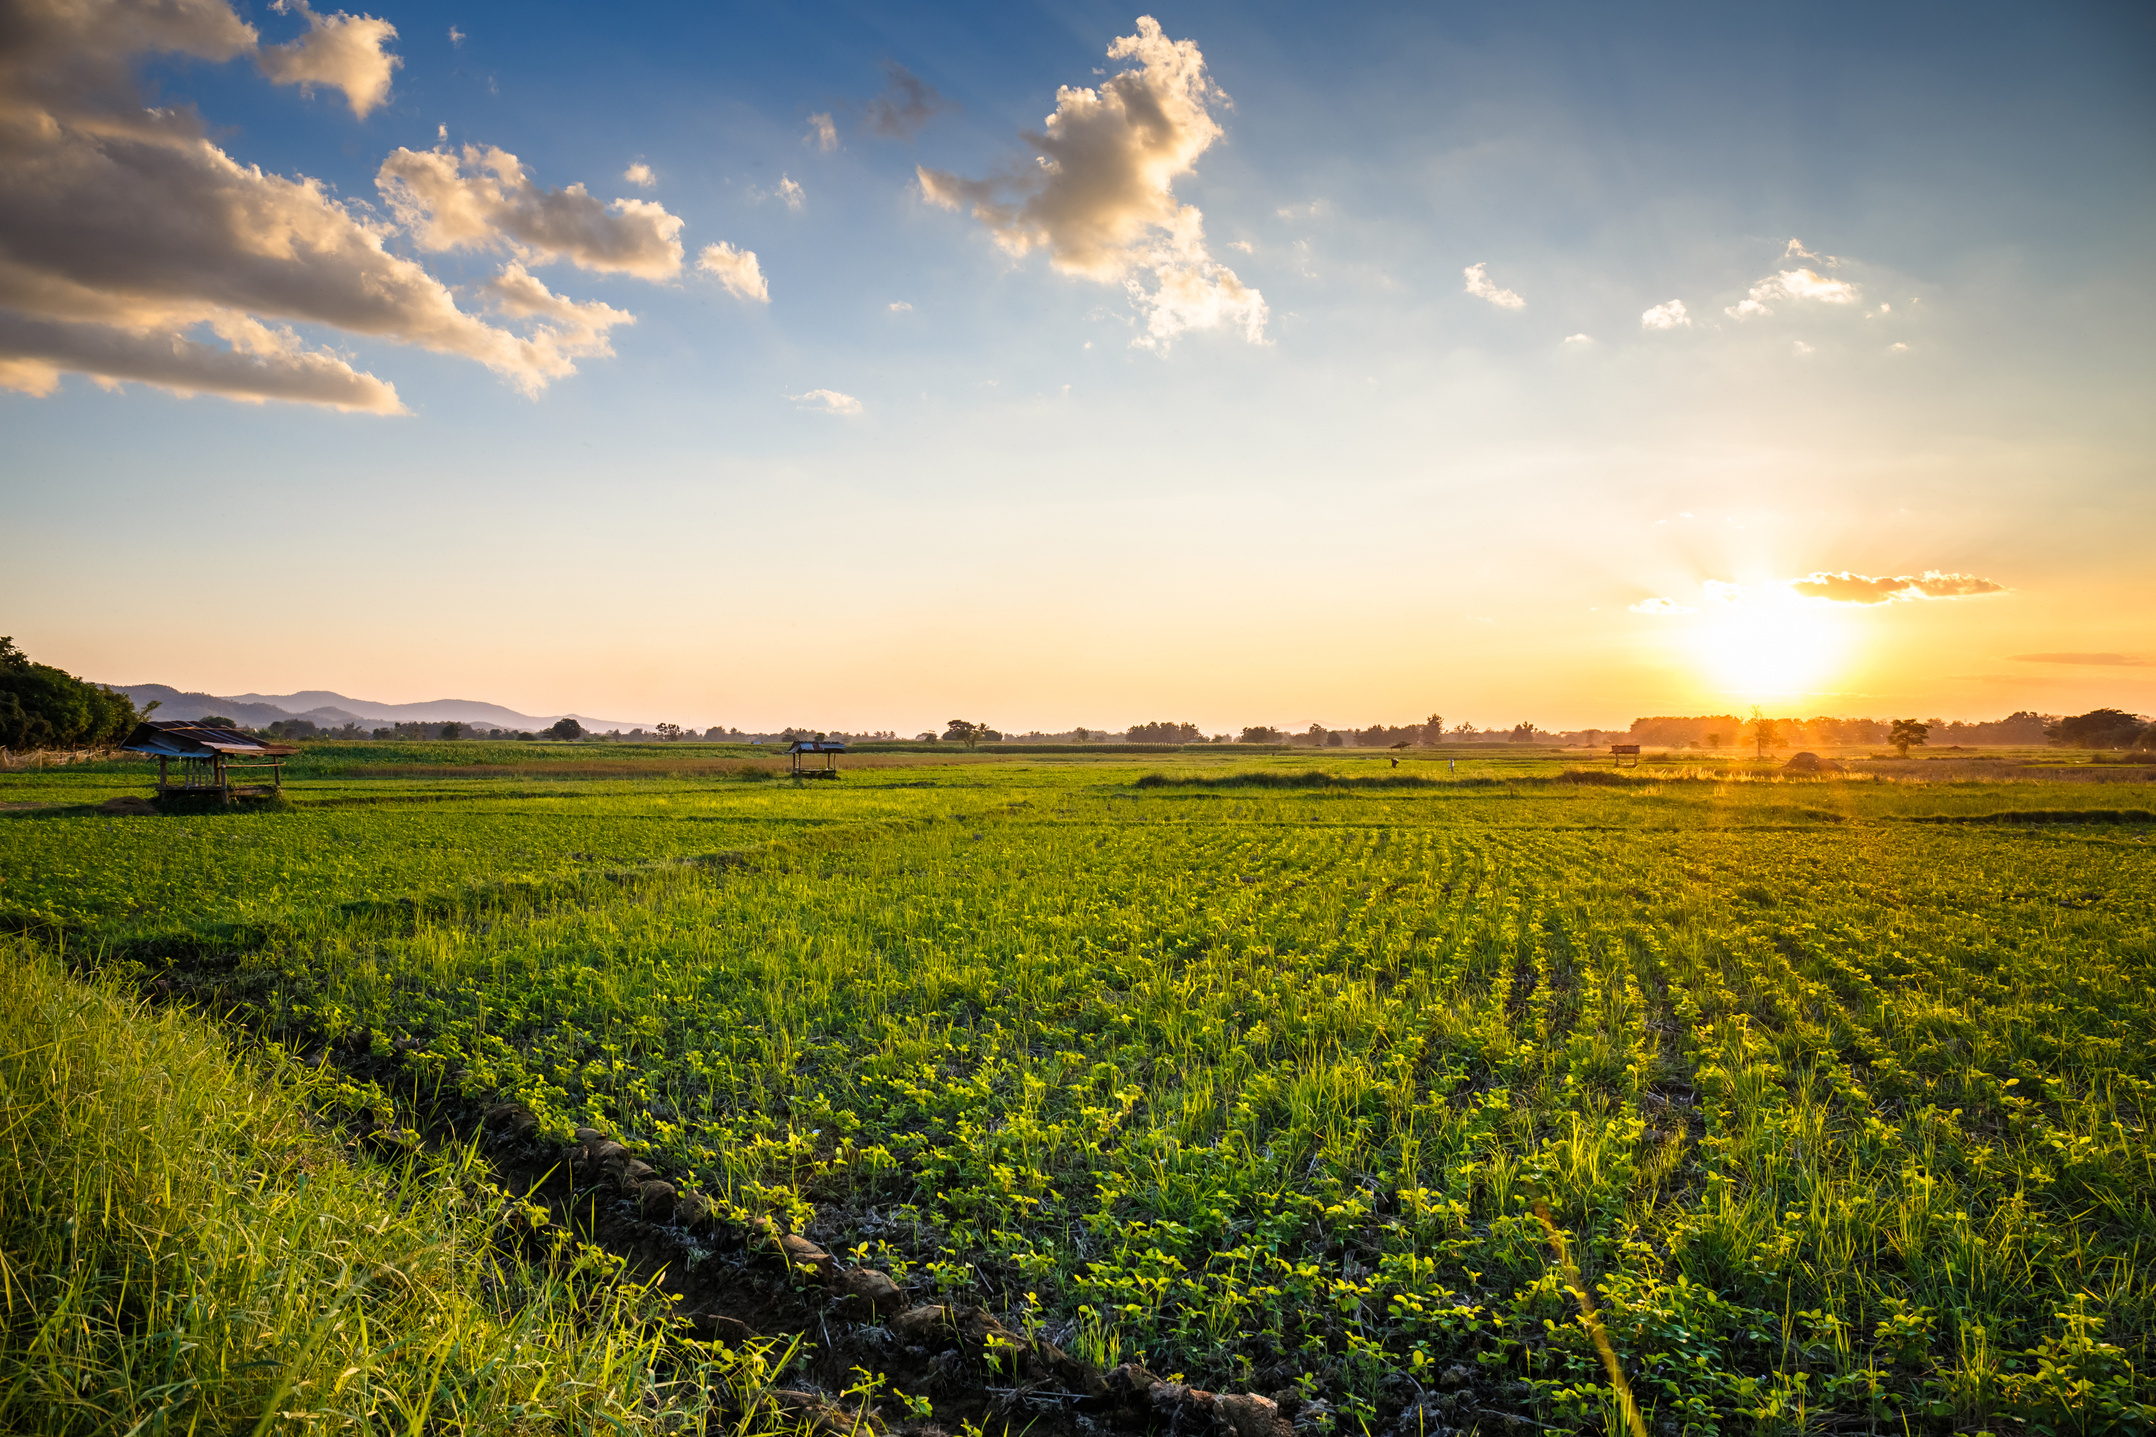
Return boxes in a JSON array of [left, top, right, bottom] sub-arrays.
[[4, 744, 2152, 1434]]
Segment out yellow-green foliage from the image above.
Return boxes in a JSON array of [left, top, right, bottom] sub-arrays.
[[9, 756, 2155, 1433], [0, 942, 791, 1436]]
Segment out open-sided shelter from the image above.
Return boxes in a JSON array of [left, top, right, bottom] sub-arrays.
[[121, 720, 298, 802], [787, 738, 847, 778]]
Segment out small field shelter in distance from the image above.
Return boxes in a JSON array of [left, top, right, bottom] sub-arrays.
[[120, 719, 299, 802], [788, 738, 847, 777]]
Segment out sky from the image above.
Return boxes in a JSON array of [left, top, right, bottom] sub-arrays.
[[4, 0, 2152, 733]]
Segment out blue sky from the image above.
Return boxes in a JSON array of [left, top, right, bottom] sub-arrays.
[[5, 0, 2151, 731]]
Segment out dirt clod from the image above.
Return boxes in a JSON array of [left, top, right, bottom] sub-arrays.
[[1219, 1392, 1293, 1437], [842, 1266, 904, 1310], [779, 1232, 833, 1275]]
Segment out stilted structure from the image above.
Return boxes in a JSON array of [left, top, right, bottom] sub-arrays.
[[120, 720, 299, 804], [1609, 743, 1641, 769], [787, 739, 848, 778]]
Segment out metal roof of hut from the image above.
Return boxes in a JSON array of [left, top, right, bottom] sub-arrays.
[[121, 720, 300, 758], [786, 740, 849, 754]]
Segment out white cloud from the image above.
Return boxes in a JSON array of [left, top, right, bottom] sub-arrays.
[[751, 174, 805, 211], [1226, 239, 1253, 253], [697, 242, 769, 302], [1562, 333, 1593, 346], [1462, 262, 1524, 309], [1789, 570, 2007, 605], [1629, 596, 1694, 615], [888, 300, 912, 312], [1889, 341, 1909, 352], [806, 112, 837, 152], [1727, 267, 1860, 318], [1275, 200, 1327, 220], [1641, 299, 1691, 330], [1702, 580, 1746, 604], [1784, 237, 1816, 260], [1792, 339, 1815, 355], [0, 0, 677, 411], [789, 388, 861, 415], [378, 144, 686, 278], [623, 161, 655, 188], [448, 25, 465, 46], [257, 1, 401, 118], [866, 62, 953, 139], [916, 18, 1265, 349]]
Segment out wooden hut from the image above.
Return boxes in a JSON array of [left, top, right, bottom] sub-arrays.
[[121, 720, 299, 803], [1609, 743, 1641, 769], [787, 739, 848, 778]]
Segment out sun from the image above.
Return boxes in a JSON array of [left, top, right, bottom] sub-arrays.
[[1693, 592, 1850, 700]]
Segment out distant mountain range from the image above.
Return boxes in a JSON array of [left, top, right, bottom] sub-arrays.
[[104, 683, 646, 733]]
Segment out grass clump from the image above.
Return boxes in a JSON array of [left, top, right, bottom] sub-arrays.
[[0, 940, 779, 1436]]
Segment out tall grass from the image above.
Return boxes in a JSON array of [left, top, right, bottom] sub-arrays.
[[0, 941, 785, 1436]]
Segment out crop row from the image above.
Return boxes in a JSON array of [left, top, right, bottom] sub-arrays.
[[146, 785, 2155, 1433]]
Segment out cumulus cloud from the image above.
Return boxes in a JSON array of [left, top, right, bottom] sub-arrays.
[[806, 112, 837, 152], [1462, 262, 1524, 309], [0, 0, 689, 410], [751, 175, 804, 211], [623, 161, 655, 188], [1629, 596, 1694, 615], [866, 61, 953, 138], [1641, 299, 1691, 330], [916, 16, 1265, 348], [790, 388, 861, 415], [697, 242, 769, 302], [1726, 267, 1859, 318], [1790, 571, 2007, 605], [2008, 652, 2151, 667], [257, 0, 400, 118], [1563, 333, 1593, 346], [0, 309, 401, 411], [378, 145, 685, 277], [888, 300, 912, 312]]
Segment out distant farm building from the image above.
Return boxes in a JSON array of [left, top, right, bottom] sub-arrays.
[[1610, 743, 1641, 768], [121, 720, 298, 803], [788, 739, 848, 778]]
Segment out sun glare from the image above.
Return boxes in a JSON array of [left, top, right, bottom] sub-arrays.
[[1693, 594, 1849, 700]]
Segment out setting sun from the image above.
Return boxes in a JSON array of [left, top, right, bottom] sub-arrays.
[[1694, 593, 1853, 701]]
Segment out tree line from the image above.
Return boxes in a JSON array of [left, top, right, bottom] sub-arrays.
[[0, 638, 141, 750]]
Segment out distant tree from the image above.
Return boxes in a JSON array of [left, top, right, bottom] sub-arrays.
[[1888, 717, 1929, 758], [1748, 708, 1779, 758], [1127, 720, 1201, 744], [1423, 714, 1444, 745], [1705, 732, 1725, 750], [1239, 725, 1282, 744], [2046, 708, 2147, 750], [1508, 723, 1540, 744], [1454, 722, 1478, 738], [656, 722, 682, 741], [1324, 730, 1344, 748], [916, 732, 939, 742], [547, 717, 584, 741], [945, 720, 993, 749], [440, 721, 465, 740], [198, 715, 237, 729]]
